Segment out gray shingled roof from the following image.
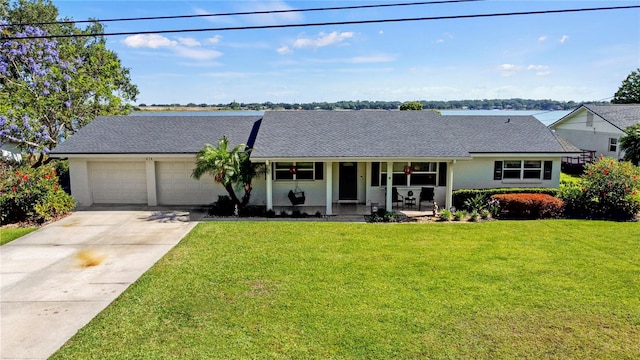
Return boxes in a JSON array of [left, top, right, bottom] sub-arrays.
[[250, 110, 470, 159], [52, 112, 574, 158], [443, 115, 571, 153], [51, 116, 262, 154], [582, 104, 640, 130]]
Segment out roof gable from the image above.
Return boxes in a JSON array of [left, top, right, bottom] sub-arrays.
[[51, 115, 262, 154], [550, 104, 640, 131], [582, 104, 640, 130]]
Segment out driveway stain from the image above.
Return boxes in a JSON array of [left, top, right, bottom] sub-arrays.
[[74, 249, 106, 267], [62, 221, 79, 228]]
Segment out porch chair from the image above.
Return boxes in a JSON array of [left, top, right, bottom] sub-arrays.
[[392, 187, 404, 209], [418, 187, 435, 210]]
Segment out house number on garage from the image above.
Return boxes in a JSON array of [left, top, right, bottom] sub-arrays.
[[146, 157, 153, 161]]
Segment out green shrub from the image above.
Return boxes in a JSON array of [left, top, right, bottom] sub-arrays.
[[469, 210, 480, 222], [209, 195, 235, 216], [563, 157, 640, 220], [454, 188, 558, 210], [491, 193, 564, 219], [0, 164, 75, 224], [453, 210, 467, 221], [463, 194, 486, 212], [438, 209, 452, 221], [480, 209, 491, 220], [238, 205, 266, 217], [367, 211, 403, 223], [560, 172, 582, 187]]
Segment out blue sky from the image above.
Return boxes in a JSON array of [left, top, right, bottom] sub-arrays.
[[52, 0, 640, 105]]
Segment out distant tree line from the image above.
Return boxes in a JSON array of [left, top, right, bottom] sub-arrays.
[[139, 98, 610, 111]]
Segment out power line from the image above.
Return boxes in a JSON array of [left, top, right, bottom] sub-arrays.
[[5, 0, 485, 27], [4, 5, 639, 40]]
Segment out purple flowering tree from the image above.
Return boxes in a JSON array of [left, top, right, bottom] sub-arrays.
[[1, 0, 139, 167], [0, 26, 75, 161]]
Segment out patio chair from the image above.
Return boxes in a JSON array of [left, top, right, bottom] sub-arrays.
[[392, 187, 404, 208], [418, 187, 435, 210]]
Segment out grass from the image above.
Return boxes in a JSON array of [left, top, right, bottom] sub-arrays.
[[0, 227, 38, 245], [52, 221, 640, 359]]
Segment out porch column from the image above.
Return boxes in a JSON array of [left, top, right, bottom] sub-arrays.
[[325, 161, 333, 215], [386, 161, 393, 212], [446, 160, 455, 210], [266, 161, 273, 210], [145, 158, 157, 206]]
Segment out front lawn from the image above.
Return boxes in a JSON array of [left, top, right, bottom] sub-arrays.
[[53, 221, 640, 359], [0, 227, 38, 246]]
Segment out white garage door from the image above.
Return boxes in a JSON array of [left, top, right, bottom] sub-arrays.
[[156, 162, 219, 205], [89, 162, 147, 204]]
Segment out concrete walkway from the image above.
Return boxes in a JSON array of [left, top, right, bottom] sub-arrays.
[[0, 210, 196, 360]]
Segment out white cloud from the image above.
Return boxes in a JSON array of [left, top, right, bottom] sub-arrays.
[[293, 31, 354, 49], [378, 30, 384, 35], [174, 47, 223, 61], [122, 34, 222, 61], [560, 35, 569, 44], [497, 64, 551, 77], [538, 36, 547, 42], [122, 34, 177, 49], [206, 35, 222, 45], [277, 45, 293, 55], [436, 32, 454, 44], [178, 37, 201, 47]]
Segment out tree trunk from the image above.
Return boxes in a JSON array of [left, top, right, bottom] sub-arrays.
[[240, 183, 252, 208], [224, 183, 242, 207]]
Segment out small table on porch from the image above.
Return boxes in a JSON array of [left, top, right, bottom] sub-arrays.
[[404, 197, 416, 209]]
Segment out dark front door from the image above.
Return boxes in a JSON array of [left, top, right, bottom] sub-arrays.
[[339, 162, 358, 200]]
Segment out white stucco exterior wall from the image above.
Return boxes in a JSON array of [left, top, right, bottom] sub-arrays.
[[453, 157, 561, 190], [552, 108, 624, 159]]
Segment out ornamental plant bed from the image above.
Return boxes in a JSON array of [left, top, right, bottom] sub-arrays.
[[491, 193, 564, 219]]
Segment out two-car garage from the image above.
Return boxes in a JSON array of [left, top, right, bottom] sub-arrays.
[[85, 160, 219, 206]]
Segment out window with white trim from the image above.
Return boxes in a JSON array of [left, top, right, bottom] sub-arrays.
[[609, 138, 618, 152], [494, 160, 552, 181], [377, 161, 438, 186], [274, 162, 322, 180]]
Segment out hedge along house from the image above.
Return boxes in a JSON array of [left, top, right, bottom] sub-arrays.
[[51, 111, 577, 214]]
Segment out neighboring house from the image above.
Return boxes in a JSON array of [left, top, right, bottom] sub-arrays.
[[549, 104, 640, 162], [51, 111, 577, 214], [1, 141, 23, 163]]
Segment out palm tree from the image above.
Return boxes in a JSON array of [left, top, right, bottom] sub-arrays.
[[191, 136, 259, 209], [620, 123, 640, 166]]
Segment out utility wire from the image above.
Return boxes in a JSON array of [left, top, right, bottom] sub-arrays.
[[3, 5, 639, 40], [5, 0, 485, 27]]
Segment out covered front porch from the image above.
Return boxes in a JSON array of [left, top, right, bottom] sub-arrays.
[[262, 160, 456, 215]]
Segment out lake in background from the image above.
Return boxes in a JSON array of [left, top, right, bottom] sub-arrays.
[[131, 109, 570, 126]]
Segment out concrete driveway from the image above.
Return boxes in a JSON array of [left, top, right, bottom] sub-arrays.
[[0, 209, 197, 360]]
